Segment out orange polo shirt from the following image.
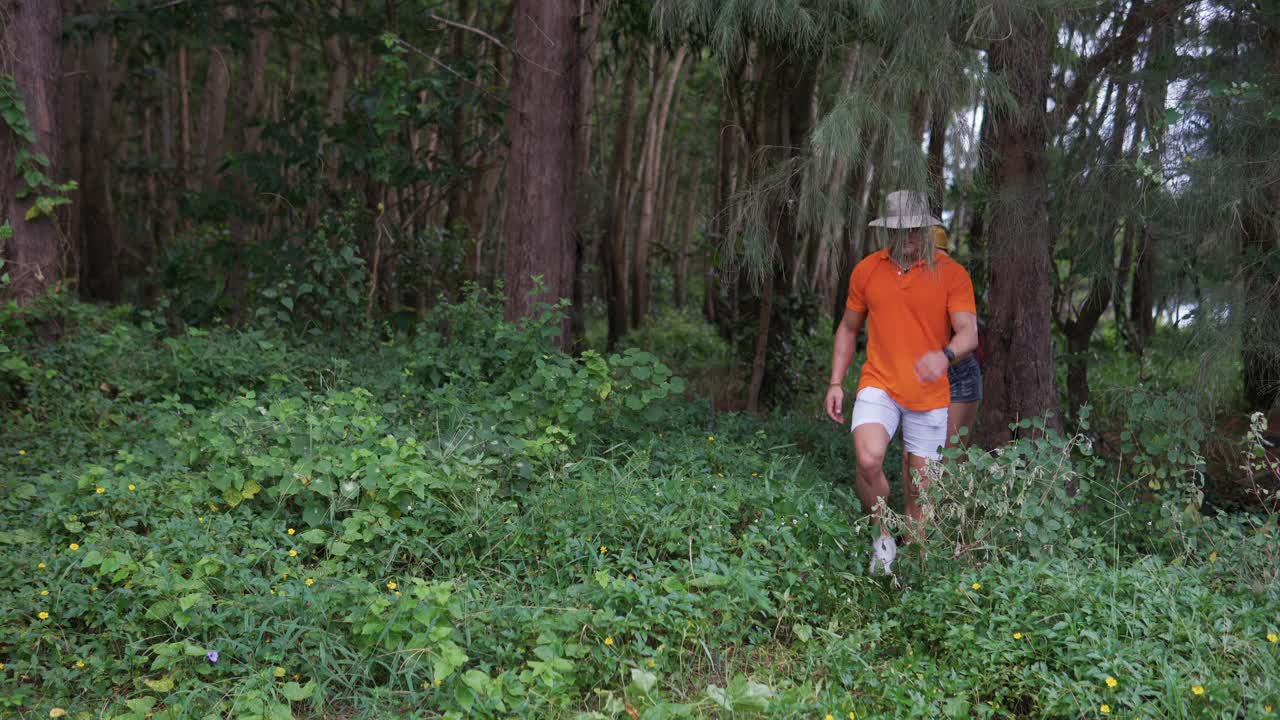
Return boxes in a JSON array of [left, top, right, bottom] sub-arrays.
[[846, 248, 976, 411]]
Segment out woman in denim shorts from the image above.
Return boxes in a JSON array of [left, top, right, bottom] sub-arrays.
[[933, 227, 982, 449]]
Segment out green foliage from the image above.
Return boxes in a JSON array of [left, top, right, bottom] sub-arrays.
[[1, 298, 1278, 719]]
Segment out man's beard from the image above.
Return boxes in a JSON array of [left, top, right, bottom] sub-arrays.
[[888, 231, 926, 266]]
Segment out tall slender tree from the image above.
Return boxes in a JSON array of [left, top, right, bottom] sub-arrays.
[[502, 0, 580, 348]]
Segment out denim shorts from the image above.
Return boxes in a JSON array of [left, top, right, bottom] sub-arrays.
[[948, 354, 983, 403]]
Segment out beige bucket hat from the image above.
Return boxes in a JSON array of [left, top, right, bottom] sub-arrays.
[[867, 190, 942, 229]]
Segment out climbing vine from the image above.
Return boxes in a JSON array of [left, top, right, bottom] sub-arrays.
[[0, 74, 76, 225]]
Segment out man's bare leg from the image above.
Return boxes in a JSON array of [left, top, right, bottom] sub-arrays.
[[853, 423, 892, 536], [902, 452, 932, 527]]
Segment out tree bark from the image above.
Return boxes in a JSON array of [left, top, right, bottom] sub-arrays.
[[1, 0, 65, 306], [975, 10, 1062, 446], [502, 0, 579, 349]]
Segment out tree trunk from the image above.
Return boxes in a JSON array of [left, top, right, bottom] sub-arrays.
[[569, 0, 604, 352], [926, 101, 948, 216], [200, 23, 233, 193], [58, 11, 82, 289], [604, 50, 639, 350], [1063, 275, 1113, 421], [674, 185, 697, 309], [748, 54, 818, 411], [322, 0, 350, 187], [178, 46, 192, 193], [975, 10, 1062, 447], [1, 0, 64, 306], [502, 0, 578, 350], [79, 17, 120, 302], [224, 6, 272, 324], [631, 46, 687, 328]]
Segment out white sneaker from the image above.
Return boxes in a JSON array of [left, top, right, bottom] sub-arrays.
[[869, 535, 897, 576]]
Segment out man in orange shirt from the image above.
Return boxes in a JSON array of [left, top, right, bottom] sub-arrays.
[[824, 190, 978, 575]]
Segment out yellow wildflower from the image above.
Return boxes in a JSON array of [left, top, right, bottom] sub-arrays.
[[826, 714, 835, 720], [288, 549, 298, 557], [707, 436, 715, 442], [850, 713, 857, 720], [287, 528, 296, 535], [1105, 676, 1117, 688], [600, 545, 608, 555], [68, 543, 79, 551], [647, 659, 655, 668], [603, 636, 614, 646], [305, 578, 314, 587], [1268, 632, 1278, 644], [18, 450, 25, 456], [1012, 632, 1023, 640], [37, 563, 45, 569], [1264, 705, 1272, 714], [128, 484, 136, 491], [37, 611, 49, 620], [1192, 685, 1205, 696], [75, 660, 85, 669], [971, 582, 981, 591], [95, 487, 105, 494], [1100, 704, 1110, 715], [386, 581, 397, 590]]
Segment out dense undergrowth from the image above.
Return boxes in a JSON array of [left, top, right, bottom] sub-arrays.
[[1, 294, 1278, 719]]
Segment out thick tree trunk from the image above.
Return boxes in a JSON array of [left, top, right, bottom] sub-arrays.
[[975, 11, 1062, 447], [502, 0, 578, 349], [1, 0, 64, 306], [748, 54, 817, 411]]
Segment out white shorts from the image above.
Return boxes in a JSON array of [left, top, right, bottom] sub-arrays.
[[850, 387, 949, 460]]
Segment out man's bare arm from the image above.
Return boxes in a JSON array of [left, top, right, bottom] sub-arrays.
[[830, 308, 866, 384], [825, 308, 866, 424]]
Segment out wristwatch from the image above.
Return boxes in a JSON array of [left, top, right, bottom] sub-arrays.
[[942, 347, 956, 362]]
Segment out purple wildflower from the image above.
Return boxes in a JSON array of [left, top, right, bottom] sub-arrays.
[[206, 650, 219, 664]]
